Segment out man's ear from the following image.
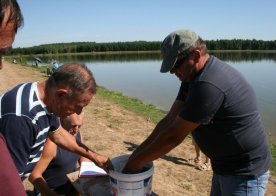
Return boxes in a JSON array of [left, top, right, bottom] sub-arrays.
[[193, 50, 201, 59], [192, 49, 201, 62], [55, 89, 69, 98]]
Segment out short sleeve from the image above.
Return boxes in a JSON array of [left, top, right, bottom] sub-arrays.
[[179, 81, 224, 124], [0, 115, 36, 174], [47, 114, 61, 132], [176, 82, 189, 101]]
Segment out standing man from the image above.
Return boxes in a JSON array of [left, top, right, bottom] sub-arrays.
[[123, 29, 272, 195], [29, 113, 88, 196], [0, 63, 112, 180], [0, 0, 26, 195]]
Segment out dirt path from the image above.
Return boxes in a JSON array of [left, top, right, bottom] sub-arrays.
[[1, 62, 275, 195]]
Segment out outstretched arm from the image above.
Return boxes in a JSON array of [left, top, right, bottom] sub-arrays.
[[48, 127, 112, 171], [129, 100, 185, 160], [123, 117, 199, 173]]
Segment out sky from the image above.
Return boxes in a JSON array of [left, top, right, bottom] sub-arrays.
[[13, 0, 276, 48]]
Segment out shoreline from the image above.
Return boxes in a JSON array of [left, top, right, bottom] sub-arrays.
[[1, 61, 275, 195]]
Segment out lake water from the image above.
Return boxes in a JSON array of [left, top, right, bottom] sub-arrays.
[[50, 51, 276, 143]]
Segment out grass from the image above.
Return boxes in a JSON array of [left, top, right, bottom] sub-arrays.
[[96, 86, 166, 124], [179, 183, 192, 190], [5, 56, 52, 75], [271, 144, 276, 175]]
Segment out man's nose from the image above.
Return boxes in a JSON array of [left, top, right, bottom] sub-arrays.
[[169, 69, 175, 74]]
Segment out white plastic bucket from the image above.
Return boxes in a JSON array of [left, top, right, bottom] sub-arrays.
[[109, 154, 154, 196]]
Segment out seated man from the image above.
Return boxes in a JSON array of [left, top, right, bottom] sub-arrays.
[[29, 113, 88, 196]]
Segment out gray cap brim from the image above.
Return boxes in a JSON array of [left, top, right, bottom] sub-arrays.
[[160, 52, 178, 73]]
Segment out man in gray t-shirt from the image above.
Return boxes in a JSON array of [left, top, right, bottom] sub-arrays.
[[123, 29, 272, 196], [176, 55, 271, 178]]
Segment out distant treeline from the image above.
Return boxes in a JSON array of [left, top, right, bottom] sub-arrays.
[[9, 39, 276, 55]]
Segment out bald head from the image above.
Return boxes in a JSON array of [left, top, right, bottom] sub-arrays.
[[61, 113, 84, 136], [46, 63, 97, 97]]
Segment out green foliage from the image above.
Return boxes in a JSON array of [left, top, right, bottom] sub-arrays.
[[8, 39, 276, 56], [9, 41, 161, 55], [207, 39, 276, 50], [96, 86, 165, 124]]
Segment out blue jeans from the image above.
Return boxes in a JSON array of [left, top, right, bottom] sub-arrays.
[[210, 170, 270, 196]]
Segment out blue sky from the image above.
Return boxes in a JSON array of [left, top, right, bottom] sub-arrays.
[[14, 0, 276, 48]]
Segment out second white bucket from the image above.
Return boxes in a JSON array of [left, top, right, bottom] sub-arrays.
[[109, 154, 154, 196]]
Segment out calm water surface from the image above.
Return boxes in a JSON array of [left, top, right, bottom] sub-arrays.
[[54, 52, 276, 143]]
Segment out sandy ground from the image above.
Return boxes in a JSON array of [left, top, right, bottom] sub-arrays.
[[1, 62, 275, 196]]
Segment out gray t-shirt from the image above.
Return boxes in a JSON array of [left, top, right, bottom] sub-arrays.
[[177, 56, 272, 177]]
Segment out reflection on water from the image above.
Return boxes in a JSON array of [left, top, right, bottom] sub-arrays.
[[32, 50, 276, 63], [46, 51, 276, 143], [31, 52, 161, 63], [211, 51, 276, 63]]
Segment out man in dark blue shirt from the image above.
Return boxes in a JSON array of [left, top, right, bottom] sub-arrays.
[[123, 29, 272, 196], [0, 63, 112, 180]]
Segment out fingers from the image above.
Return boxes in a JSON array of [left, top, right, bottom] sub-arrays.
[[103, 159, 114, 173], [95, 155, 114, 173], [107, 159, 114, 170]]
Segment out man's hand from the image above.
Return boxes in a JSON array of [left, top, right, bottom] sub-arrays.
[[122, 156, 144, 174], [90, 153, 114, 172]]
